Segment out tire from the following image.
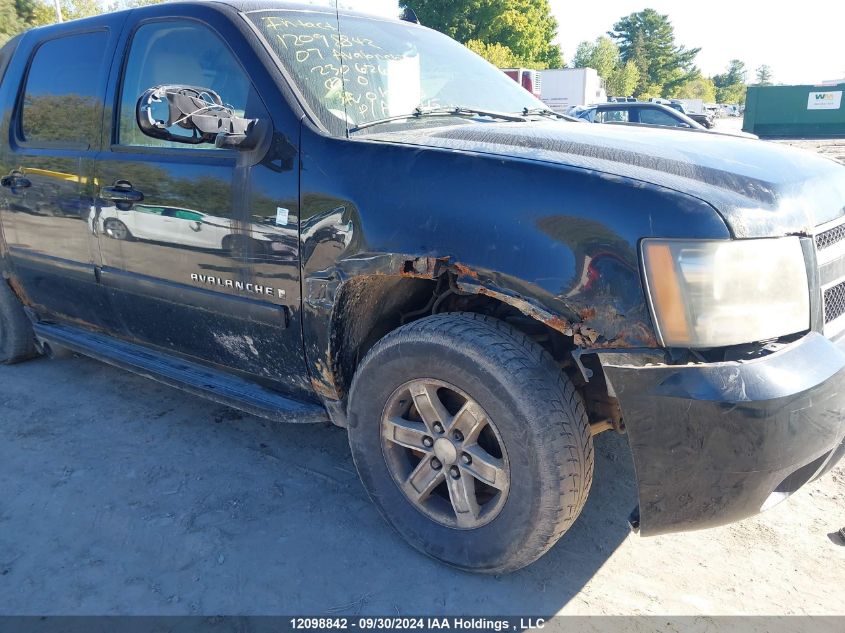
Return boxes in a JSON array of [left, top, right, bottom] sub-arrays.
[[347, 312, 593, 573], [103, 218, 132, 241], [0, 279, 38, 364]]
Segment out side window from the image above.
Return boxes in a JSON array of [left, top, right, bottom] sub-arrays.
[[639, 108, 683, 127], [118, 21, 264, 149], [596, 109, 629, 123], [135, 204, 164, 217], [20, 31, 109, 147]]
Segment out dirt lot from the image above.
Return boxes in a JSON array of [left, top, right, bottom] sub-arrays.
[[776, 138, 845, 165], [0, 353, 843, 617], [713, 117, 845, 164]]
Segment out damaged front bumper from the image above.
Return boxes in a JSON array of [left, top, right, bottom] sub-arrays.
[[599, 332, 845, 536]]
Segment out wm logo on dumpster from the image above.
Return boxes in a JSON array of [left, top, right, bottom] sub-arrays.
[[807, 90, 842, 110]]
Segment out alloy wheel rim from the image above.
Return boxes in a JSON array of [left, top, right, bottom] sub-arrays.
[[106, 221, 126, 240], [380, 378, 510, 529]]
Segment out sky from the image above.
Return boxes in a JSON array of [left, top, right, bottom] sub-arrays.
[[317, 0, 845, 85]]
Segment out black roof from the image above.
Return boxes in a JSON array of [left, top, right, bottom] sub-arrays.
[[166, 0, 406, 23], [210, 0, 394, 18], [593, 102, 671, 108], [21, 0, 404, 33]]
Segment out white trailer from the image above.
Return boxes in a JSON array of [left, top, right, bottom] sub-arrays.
[[501, 68, 542, 98], [539, 68, 607, 112]]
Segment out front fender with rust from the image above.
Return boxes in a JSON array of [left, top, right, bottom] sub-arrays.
[[298, 124, 730, 400]]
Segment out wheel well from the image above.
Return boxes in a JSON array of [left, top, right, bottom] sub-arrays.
[[222, 234, 247, 246], [329, 275, 620, 428]]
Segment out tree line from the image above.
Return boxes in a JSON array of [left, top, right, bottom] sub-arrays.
[[402, 1, 774, 104], [574, 10, 773, 104]]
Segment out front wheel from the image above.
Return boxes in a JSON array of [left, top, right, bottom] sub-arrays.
[[103, 218, 132, 241], [347, 313, 593, 573], [0, 279, 38, 364]]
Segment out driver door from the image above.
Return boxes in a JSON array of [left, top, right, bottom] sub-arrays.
[[94, 13, 308, 397]]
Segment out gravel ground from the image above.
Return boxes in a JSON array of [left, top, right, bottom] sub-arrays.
[[0, 354, 843, 617], [713, 116, 845, 164], [775, 138, 845, 165]]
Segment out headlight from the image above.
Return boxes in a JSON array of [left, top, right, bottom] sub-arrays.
[[641, 237, 809, 348]]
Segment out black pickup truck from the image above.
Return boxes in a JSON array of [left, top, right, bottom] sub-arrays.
[[1, 1, 844, 574]]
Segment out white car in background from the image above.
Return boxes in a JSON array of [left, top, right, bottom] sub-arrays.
[[94, 203, 294, 257]]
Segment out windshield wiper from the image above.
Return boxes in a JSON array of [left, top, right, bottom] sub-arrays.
[[521, 107, 579, 122], [349, 106, 528, 133]]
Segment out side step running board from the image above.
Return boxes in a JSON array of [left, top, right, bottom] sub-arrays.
[[33, 322, 328, 424]]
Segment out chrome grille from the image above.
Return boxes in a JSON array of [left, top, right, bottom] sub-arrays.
[[824, 281, 845, 324], [817, 216, 845, 336], [816, 223, 845, 251]]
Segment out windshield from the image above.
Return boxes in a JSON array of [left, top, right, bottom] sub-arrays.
[[247, 8, 547, 136]]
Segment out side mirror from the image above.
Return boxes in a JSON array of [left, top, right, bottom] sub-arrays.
[[136, 85, 260, 149]]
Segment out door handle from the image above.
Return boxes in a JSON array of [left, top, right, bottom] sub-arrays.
[[1, 172, 31, 189], [100, 180, 144, 204]]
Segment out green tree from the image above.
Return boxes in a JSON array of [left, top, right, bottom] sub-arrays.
[[0, 0, 44, 43], [717, 82, 747, 104], [755, 64, 773, 85], [605, 59, 640, 97], [670, 75, 716, 102], [14, 0, 39, 23], [629, 31, 649, 91], [465, 39, 521, 67], [1, 0, 26, 45], [17, 0, 165, 30], [571, 36, 642, 98], [572, 36, 618, 79], [608, 8, 700, 97], [401, 0, 563, 68], [635, 83, 663, 101], [714, 59, 746, 85], [27, 0, 113, 24], [713, 59, 747, 103]]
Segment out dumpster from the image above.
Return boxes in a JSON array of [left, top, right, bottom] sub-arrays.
[[743, 83, 845, 138]]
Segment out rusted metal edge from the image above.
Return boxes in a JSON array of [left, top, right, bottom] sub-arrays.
[[309, 253, 650, 403]]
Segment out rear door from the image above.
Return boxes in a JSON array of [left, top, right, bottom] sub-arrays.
[[94, 6, 310, 397], [0, 19, 124, 331], [595, 107, 631, 124]]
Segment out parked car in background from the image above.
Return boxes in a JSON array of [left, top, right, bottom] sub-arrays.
[[575, 102, 756, 138], [93, 203, 295, 257], [676, 108, 715, 129], [658, 98, 716, 129]]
